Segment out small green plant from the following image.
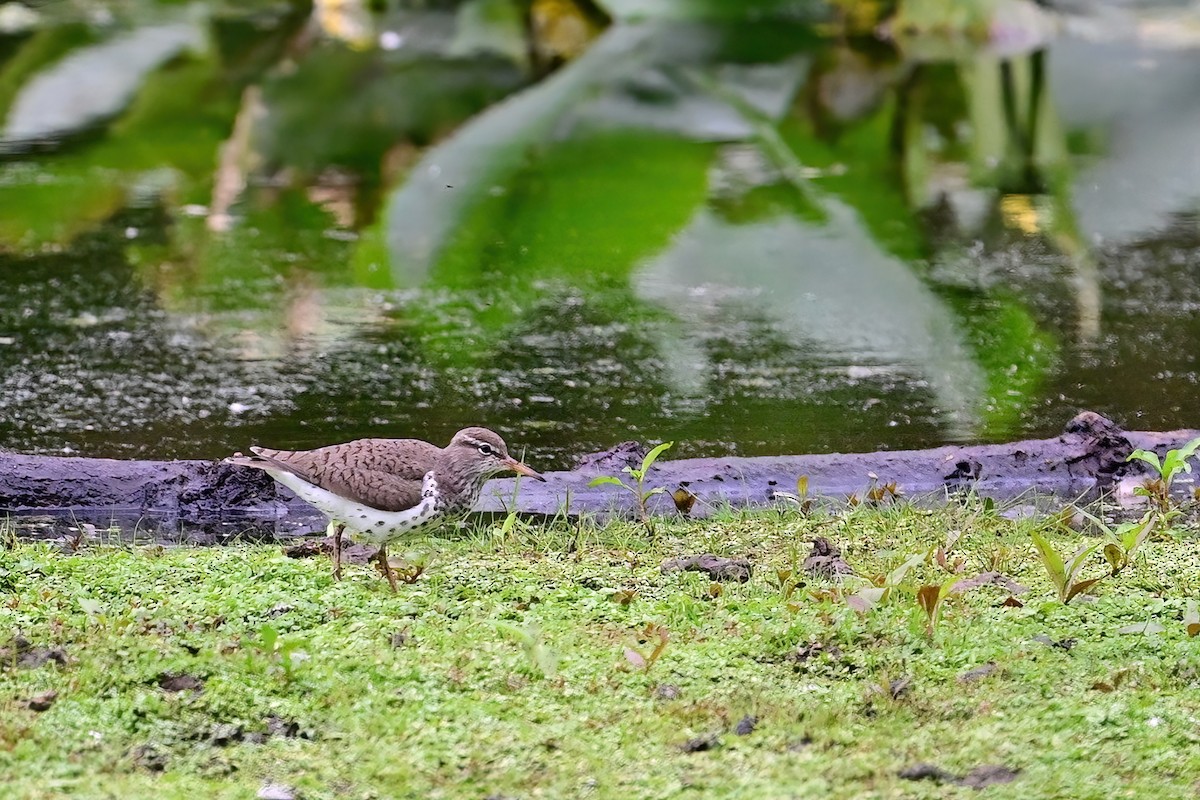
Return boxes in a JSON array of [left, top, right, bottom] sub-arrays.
[[495, 622, 558, 679], [487, 509, 527, 549], [77, 596, 107, 625], [979, 544, 1017, 575], [933, 530, 965, 574], [845, 552, 924, 613], [0, 548, 42, 594], [0, 518, 18, 550], [915, 575, 960, 637], [1126, 436, 1200, 512], [769, 544, 806, 604], [771, 567, 801, 601], [608, 587, 640, 606], [1091, 667, 1136, 693], [588, 441, 673, 534], [864, 672, 912, 707], [380, 550, 430, 584], [490, 467, 537, 547], [1067, 507, 1157, 576], [1030, 529, 1104, 604], [774, 475, 814, 514], [246, 624, 308, 682]]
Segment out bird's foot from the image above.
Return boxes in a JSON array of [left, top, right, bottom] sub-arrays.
[[375, 547, 399, 593], [373, 548, 427, 585], [331, 523, 345, 582]]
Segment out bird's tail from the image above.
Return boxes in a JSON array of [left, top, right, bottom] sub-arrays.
[[223, 448, 308, 480], [224, 453, 264, 469]]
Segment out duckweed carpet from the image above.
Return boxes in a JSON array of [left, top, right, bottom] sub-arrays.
[[2, 503, 1199, 799]]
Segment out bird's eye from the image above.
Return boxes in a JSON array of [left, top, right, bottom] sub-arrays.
[[478, 443, 495, 456]]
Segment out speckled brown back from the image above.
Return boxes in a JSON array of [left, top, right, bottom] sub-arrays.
[[252, 438, 441, 513]]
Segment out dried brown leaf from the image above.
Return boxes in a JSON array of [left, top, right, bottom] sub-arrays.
[[1065, 577, 1103, 603], [846, 595, 871, 613], [671, 487, 696, 515], [1102, 543, 1124, 575], [611, 589, 638, 606], [916, 585, 940, 619], [953, 572, 1028, 595]]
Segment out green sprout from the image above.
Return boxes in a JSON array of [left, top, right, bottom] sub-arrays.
[[773, 474, 814, 514], [915, 575, 961, 638], [246, 624, 309, 682], [1126, 436, 1200, 512], [1030, 529, 1104, 605], [845, 552, 924, 614], [588, 441, 674, 535], [494, 622, 558, 679], [623, 623, 669, 673], [1069, 507, 1158, 576]]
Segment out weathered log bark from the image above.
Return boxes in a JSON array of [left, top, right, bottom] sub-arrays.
[[476, 411, 1196, 516], [1, 412, 1195, 541]]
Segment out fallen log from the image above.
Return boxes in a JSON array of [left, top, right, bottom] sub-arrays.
[[1, 412, 1194, 542]]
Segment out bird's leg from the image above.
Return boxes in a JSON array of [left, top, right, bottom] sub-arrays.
[[331, 522, 345, 581], [376, 545, 398, 593]]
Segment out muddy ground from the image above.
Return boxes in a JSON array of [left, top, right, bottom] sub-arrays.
[[1, 412, 1196, 542]]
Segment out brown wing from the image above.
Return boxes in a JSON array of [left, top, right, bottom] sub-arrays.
[[249, 438, 439, 512]]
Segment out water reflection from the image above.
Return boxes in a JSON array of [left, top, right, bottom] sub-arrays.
[[634, 200, 990, 439], [0, 1, 1197, 469]]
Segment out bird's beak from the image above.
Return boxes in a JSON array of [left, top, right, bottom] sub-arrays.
[[504, 457, 547, 482]]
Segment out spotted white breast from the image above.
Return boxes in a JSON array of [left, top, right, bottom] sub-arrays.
[[269, 469, 443, 545]]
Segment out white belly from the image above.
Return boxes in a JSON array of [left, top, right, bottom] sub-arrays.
[[269, 469, 441, 545]]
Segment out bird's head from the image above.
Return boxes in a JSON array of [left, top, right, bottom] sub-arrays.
[[447, 427, 546, 482]]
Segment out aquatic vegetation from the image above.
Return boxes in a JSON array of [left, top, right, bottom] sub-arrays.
[[4, 504, 1200, 797]]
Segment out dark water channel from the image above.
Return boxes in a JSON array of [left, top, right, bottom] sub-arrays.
[[1, 1, 1198, 474]]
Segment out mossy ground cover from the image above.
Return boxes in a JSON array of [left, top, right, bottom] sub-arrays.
[[2, 502, 1199, 799]]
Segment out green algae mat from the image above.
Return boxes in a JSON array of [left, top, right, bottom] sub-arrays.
[[3, 505, 1199, 799]]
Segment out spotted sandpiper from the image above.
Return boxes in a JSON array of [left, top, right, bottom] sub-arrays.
[[225, 427, 545, 590]]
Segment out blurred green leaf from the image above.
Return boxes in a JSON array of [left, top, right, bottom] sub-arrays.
[[2, 21, 204, 148]]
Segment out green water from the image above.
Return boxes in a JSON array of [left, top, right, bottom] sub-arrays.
[[0, 0, 1197, 470]]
